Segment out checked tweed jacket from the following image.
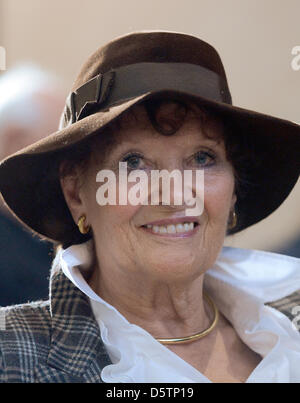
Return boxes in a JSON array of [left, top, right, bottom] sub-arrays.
[[0, 266, 300, 383], [0, 269, 112, 383]]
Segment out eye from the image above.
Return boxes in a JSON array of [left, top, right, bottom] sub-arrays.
[[193, 150, 215, 167], [121, 152, 144, 170]]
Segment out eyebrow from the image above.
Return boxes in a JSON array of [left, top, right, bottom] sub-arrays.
[[178, 136, 224, 149]]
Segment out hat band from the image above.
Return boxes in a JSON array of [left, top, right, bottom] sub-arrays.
[[60, 62, 232, 129]]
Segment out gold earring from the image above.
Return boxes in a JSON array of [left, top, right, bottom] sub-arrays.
[[77, 215, 90, 234], [228, 210, 237, 230]]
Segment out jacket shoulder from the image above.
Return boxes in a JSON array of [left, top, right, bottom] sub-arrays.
[[0, 300, 51, 383], [266, 290, 300, 323]]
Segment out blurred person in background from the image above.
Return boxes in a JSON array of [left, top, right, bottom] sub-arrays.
[[0, 64, 64, 306]]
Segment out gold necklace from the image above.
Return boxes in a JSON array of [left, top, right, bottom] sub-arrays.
[[155, 292, 219, 345]]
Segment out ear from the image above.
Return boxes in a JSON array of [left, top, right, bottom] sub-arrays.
[[59, 162, 84, 224]]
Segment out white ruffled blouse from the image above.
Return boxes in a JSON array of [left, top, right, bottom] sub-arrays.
[[58, 241, 300, 383]]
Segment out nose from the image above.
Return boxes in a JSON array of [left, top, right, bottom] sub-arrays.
[[146, 168, 199, 210]]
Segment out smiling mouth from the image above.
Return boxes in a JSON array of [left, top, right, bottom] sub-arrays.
[[141, 221, 200, 237]]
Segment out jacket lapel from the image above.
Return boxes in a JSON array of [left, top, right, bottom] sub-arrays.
[[34, 270, 112, 383]]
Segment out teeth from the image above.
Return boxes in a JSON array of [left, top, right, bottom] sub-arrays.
[[184, 223, 190, 232], [167, 225, 176, 234], [145, 222, 196, 234], [159, 226, 167, 234], [175, 223, 184, 233]]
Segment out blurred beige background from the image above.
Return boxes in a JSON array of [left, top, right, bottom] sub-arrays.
[[0, 0, 299, 252]]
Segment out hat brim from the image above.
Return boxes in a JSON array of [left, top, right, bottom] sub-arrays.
[[0, 89, 300, 244]]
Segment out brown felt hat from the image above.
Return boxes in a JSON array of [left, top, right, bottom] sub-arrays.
[[0, 30, 300, 246]]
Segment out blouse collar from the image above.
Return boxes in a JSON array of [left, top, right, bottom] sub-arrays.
[[58, 241, 300, 383]]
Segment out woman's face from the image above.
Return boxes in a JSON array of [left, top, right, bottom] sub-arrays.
[[65, 103, 236, 283]]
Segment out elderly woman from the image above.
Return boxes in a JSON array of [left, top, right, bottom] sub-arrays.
[[0, 31, 300, 384]]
